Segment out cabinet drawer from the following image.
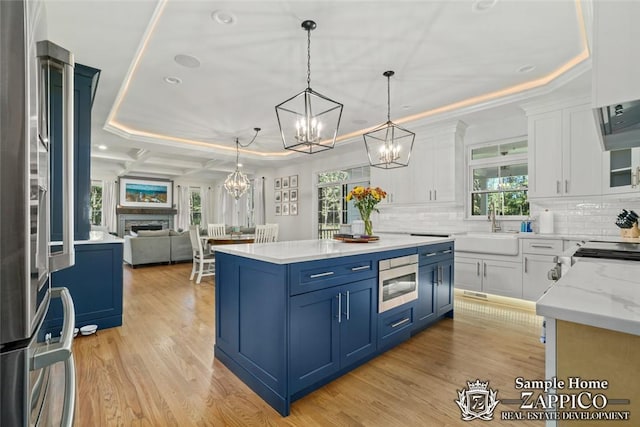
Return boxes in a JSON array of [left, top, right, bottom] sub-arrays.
[[418, 242, 454, 265], [289, 254, 376, 296], [522, 239, 562, 254], [378, 305, 414, 350]]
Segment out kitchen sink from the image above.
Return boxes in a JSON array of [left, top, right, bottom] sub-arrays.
[[454, 232, 520, 255]]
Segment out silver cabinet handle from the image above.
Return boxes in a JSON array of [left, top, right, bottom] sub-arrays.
[[345, 291, 350, 320], [429, 190, 432, 201], [476, 261, 480, 276], [565, 180, 569, 193], [483, 262, 487, 277], [524, 257, 528, 273], [423, 252, 437, 257], [442, 249, 452, 254], [434, 189, 437, 200], [439, 265, 443, 284], [531, 244, 553, 249], [310, 271, 334, 278], [336, 293, 341, 323], [351, 265, 369, 271], [556, 180, 561, 194], [391, 318, 410, 328], [32, 287, 75, 370]]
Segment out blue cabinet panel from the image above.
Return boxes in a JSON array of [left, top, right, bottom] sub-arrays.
[[215, 252, 240, 354], [436, 259, 454, 316], [50, 63, 100, 242], [237, 262, 287, 396], [290, 286, 340, 394], [44, 242, 123, 334], [339, 278, 377, 368], [415, 263, 436, 330]]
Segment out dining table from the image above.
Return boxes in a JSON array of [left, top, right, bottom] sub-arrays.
[[207, 234, 255, 245]]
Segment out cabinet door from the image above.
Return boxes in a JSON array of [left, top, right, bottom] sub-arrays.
[[528, 111, 563, 198], [602, 148, 640, 194], [562, 105, 602, 197], [482, 259, 523, 299], [454, 256, 482, 292], [436, 260, 454, 316], [431, 139, 455, 202], [339, 279, 377, 368], [290, 286, 340, 393], [522, 254, 556, 301], [415, 263, 436, 329], [370, 164, 413, 205]]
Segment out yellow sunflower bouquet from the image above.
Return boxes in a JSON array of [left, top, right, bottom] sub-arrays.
[[345, 186, 387, 235]]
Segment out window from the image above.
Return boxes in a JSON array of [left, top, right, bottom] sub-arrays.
[[90, 182, 103, 226], [190, 188, 201, 225], [469, 138, 529, 217], [317, 166, 369, 239]]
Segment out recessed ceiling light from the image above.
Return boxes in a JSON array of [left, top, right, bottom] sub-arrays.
[[174, 54, 201, 68], [211, 10, 236, 25], [97, 144, 107, 150], [164, 76, 182, 85], [517, 64, 536, 73], [472, 0, 498, 12]]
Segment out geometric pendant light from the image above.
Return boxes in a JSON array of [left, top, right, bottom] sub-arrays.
[[275, 20, 343, 154], [363, 70, 415, 169]]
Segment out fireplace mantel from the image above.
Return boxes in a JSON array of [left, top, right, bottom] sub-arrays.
[[116, 207, 177, 215]]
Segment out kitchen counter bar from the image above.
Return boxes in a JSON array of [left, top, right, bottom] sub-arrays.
[[536, 259, 640, 336], [212, 235, 452, 264]]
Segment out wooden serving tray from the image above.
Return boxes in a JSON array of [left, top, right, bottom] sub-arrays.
[[333, 234, 380, 243]]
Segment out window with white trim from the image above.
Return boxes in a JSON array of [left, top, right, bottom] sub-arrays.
[[468, 138, 529, 217]]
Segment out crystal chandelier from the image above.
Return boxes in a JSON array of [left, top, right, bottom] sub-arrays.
[[363, 71, 415, 169], [224, 128, 260, 200], [275, 20, 343, 154]]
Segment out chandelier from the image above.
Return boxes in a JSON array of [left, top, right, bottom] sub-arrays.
[[363, 71, 415, 169], [224, 128, 260, 200], [275, 20, 343, 154]]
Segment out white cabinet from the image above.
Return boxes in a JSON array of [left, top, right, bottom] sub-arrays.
[[592, 0, 640, 107], [455, 254, 522, 299], [602, 148, 640, 194], [527, 103, 602, 199], [370, 121, 465, 205]]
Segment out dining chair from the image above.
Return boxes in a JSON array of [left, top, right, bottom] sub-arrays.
[[188, 226, 215, 284], [207, 223, 226, 237], [254, 225, 271, 243], [267, 223, 279, 242]]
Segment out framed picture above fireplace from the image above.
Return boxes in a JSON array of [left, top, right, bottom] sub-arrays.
[[119, 177, 173, 208]]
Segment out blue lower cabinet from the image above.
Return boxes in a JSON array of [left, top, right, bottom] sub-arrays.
[[378, 304, 414, 351], [44, 242, 123, 335], [290, 277, 377, 394], [415, 263, 436, 330], [436, 259, 454, 316]]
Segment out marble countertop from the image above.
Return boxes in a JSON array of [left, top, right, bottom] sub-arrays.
[[51, 231, 124, 245], [536, 258, 640, 336], [213, 235, 452, 264]]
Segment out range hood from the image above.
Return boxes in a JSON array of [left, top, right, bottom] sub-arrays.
[[595, 100, 640, 151]]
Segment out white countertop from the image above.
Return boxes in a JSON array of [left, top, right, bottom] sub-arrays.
[[50, 231, 124, 246], [213, 235, 452, 264], [536, 258, 640, 336]]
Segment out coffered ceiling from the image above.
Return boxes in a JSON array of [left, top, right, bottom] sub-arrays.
[[44, 0, 591, 182]]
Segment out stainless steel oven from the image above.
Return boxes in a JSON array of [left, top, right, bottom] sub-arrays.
[[378, 254, 419, 313]]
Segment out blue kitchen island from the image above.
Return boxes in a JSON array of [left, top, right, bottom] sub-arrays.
[[213, 235, 454, 416]]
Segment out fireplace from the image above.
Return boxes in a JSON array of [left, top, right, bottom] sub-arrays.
[[116, 207, 177, 237]]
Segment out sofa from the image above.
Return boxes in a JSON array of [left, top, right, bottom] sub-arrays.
[[123, 229, 192, 267]]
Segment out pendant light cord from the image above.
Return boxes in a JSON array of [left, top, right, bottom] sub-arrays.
[[234, 127, 261, 167], [386, 74, 391, 122], [306, 27, 312, 89]]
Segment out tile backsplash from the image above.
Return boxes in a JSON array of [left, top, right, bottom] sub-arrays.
[[375, 196, 640, 236]]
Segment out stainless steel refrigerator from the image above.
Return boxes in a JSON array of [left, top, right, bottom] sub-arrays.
[[1, 0, 77, 425]]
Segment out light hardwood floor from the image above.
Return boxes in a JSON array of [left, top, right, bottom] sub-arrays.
[[69, 262, 545, 426]]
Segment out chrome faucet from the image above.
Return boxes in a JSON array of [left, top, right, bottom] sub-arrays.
[[488, 203, 501, 232]]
